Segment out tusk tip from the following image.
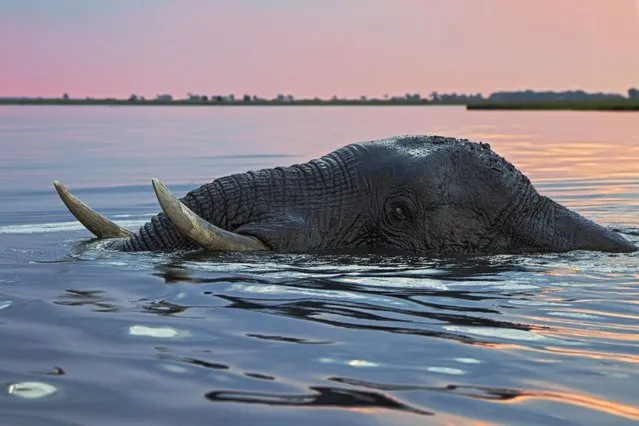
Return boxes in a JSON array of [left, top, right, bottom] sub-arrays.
[[151, 178, 167, 196], [52, 179, 133, 238], [151, 178, 173, 209], [53, 180, 72, 201]]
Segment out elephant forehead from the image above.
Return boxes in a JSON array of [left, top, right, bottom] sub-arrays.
[[362, 135, 494, 164]]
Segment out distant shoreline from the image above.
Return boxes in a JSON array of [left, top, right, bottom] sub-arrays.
[[0, 98, 463, 107], [466, 100, 639, 111], [1, 98, 639, 111]]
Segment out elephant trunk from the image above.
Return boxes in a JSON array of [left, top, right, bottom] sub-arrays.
[[514, 195, 637, 253], [108, 144, 363, 252]]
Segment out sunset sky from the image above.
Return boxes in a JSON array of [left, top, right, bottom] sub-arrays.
[[2, 0, 639, 99]]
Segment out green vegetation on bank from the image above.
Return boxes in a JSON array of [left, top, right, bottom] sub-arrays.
[[2, 87, 638, 110], [466, 100, 639, 111], [4, 98, 639, 110], [0, 97, 466, 107]]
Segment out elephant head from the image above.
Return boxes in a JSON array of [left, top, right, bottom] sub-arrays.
[[54, 135, 637, 255]]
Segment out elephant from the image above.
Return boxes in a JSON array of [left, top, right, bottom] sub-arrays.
[[53, 135, 637, 256]]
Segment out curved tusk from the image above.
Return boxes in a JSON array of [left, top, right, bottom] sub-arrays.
[[151, 178, 269, 252], [53, 181, 133, 238]]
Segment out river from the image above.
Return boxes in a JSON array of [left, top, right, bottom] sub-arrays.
[[0, 105, 637, 425]]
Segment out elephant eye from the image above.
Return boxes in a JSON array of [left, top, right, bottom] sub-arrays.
[[386, 193, 415, 224], [390, 204, 408, 222]]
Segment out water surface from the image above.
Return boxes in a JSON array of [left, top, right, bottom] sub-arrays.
[[0, 106, 638, 425]]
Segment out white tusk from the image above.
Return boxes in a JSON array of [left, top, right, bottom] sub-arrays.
[[151, 178, 269, 252]]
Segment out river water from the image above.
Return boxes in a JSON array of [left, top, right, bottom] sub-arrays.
[[0, 106, 637, 425]]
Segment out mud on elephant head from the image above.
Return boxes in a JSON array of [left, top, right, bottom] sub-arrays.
[[54, 135, 637, 255]]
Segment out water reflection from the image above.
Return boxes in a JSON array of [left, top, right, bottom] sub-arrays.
[[54, 289, 119, 313], [328, 377, 639, 422], [145, 254, 540, 345], [204, 386, 434, 416], [245, 333, 332, 345]]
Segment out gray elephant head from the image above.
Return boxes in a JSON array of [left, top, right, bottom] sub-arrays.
[[54, 135, 637, 256]]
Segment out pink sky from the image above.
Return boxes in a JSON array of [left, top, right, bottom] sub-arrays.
[[1, 0, 638, 99]]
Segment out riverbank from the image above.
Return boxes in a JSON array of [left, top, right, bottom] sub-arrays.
[[0, 98, 463, 107], [466, 100, 639, 111], [3, 98, 639, 110]]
